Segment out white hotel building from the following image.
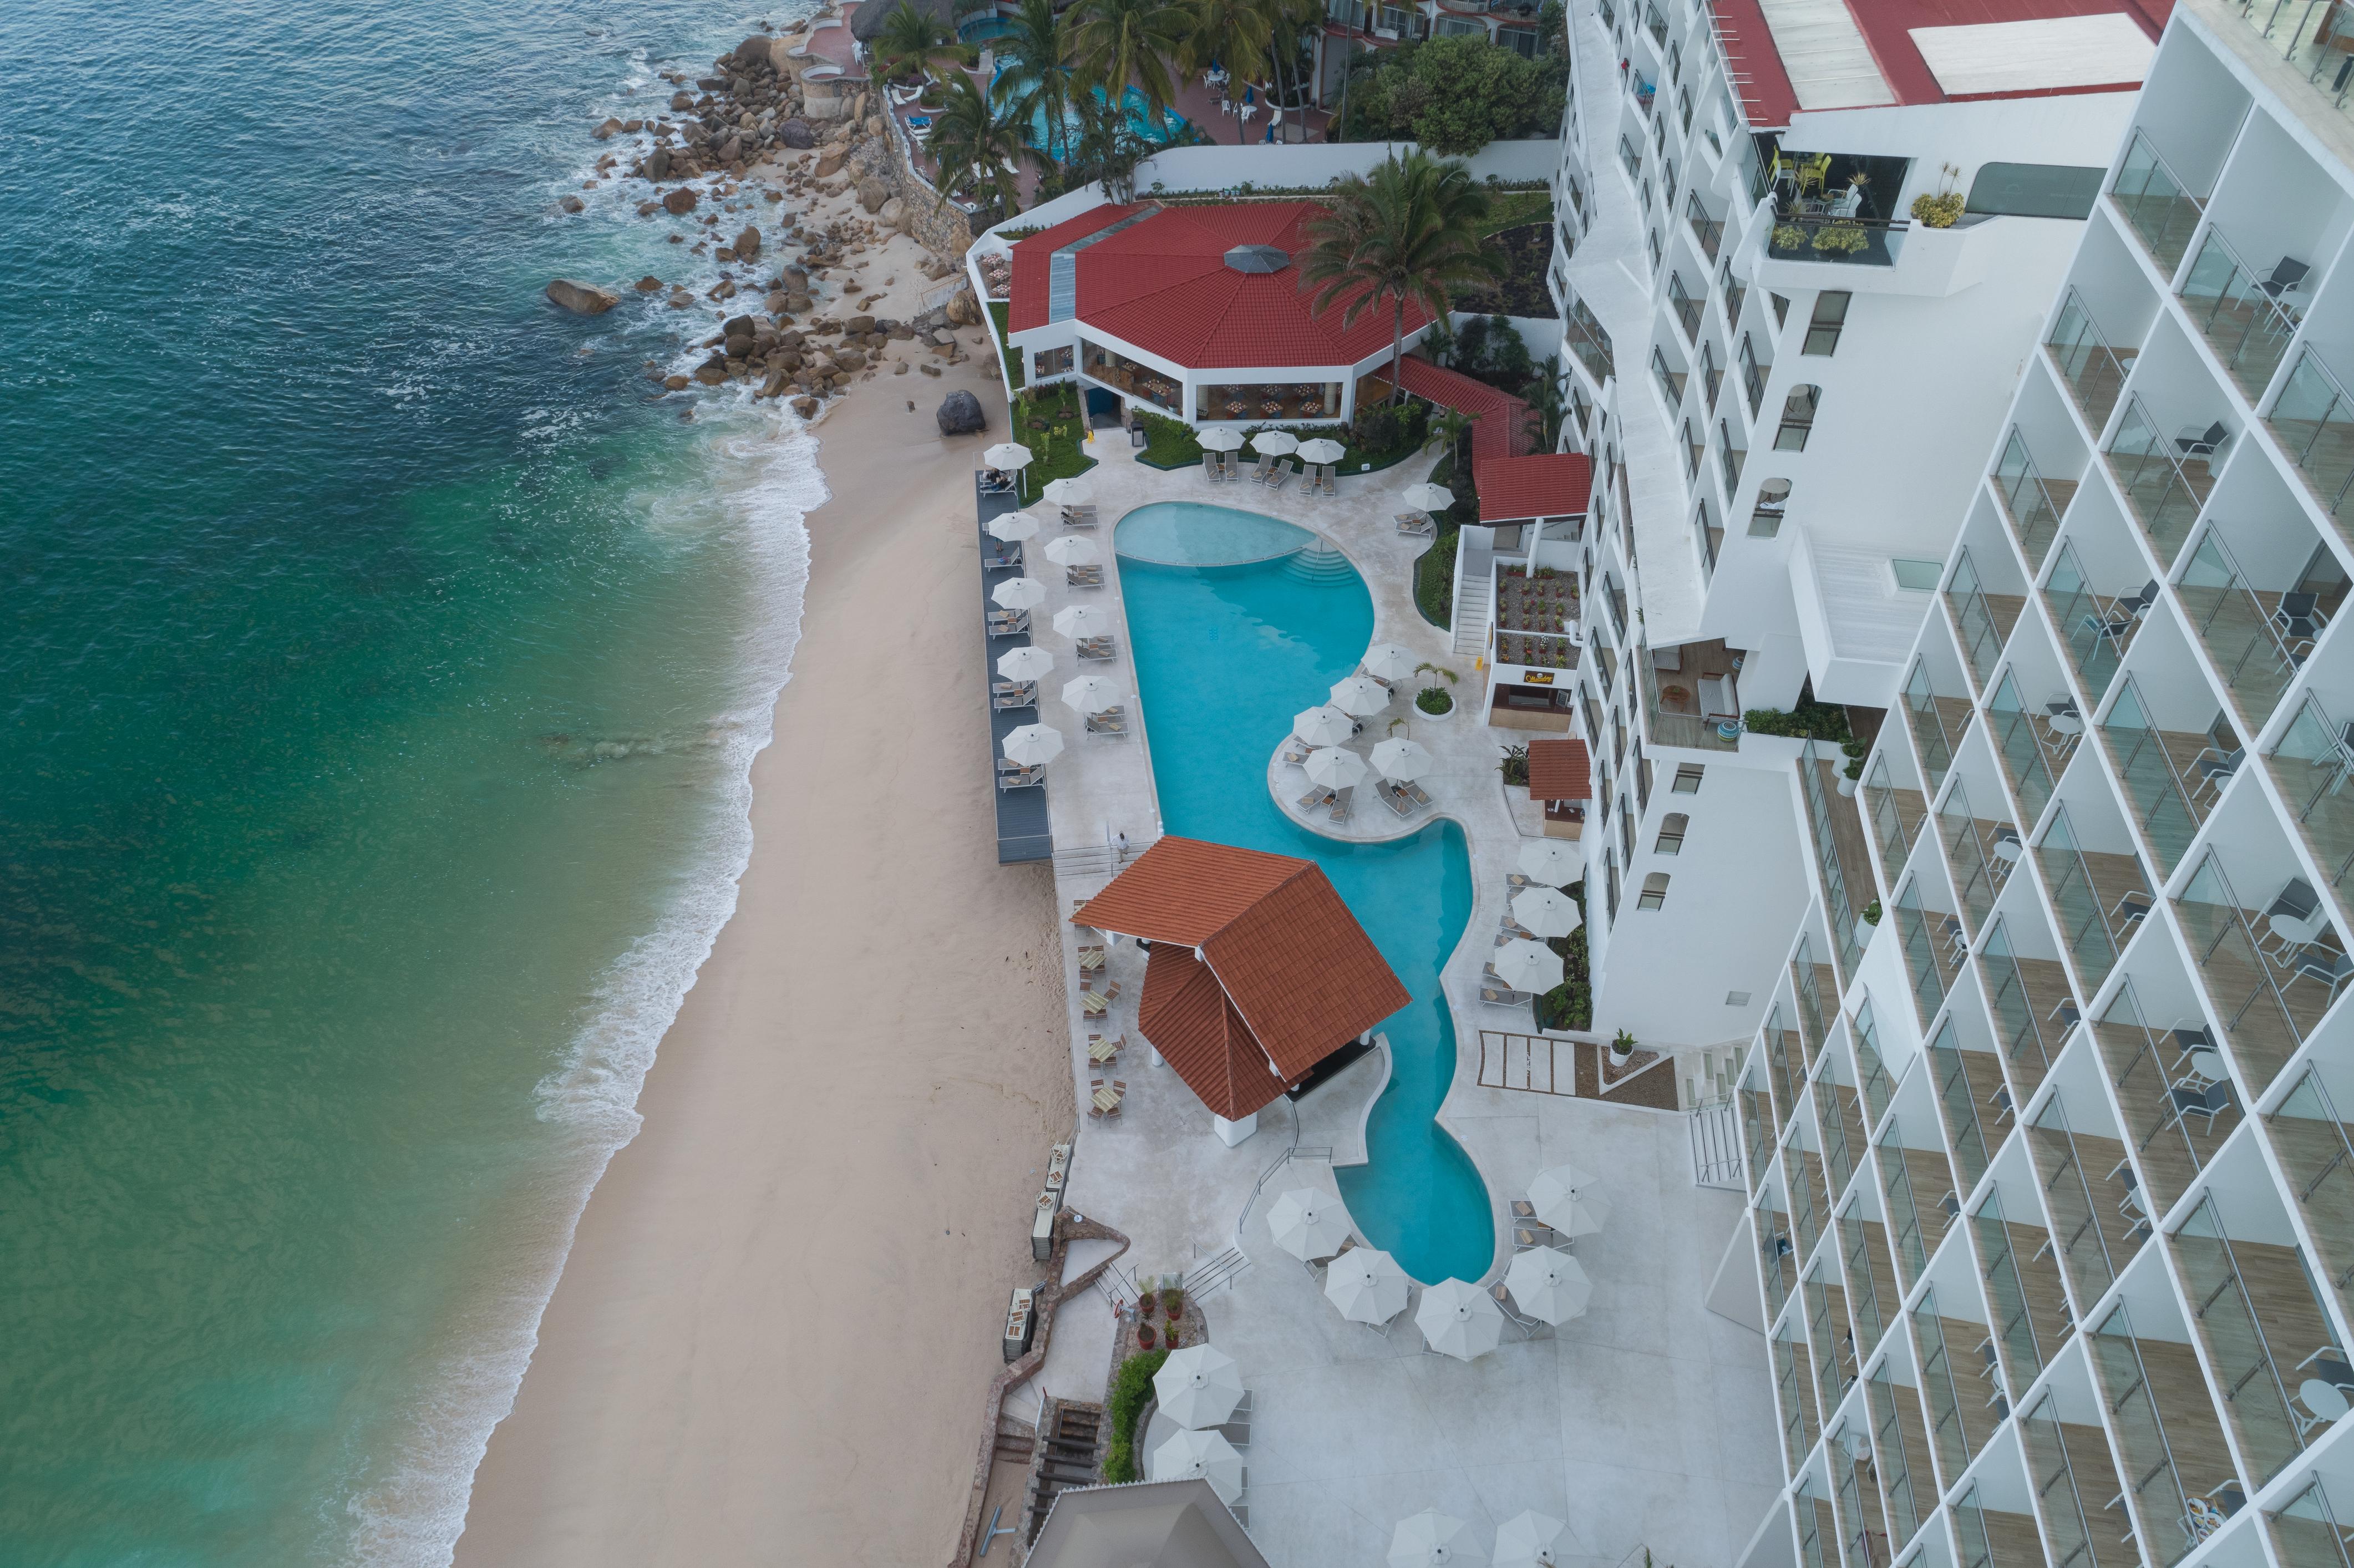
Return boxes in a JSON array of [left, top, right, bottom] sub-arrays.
[[1526, 0, 2354, 1566]]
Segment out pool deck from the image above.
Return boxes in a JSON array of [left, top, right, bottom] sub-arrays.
[[1001, 433, 1779, 1568]]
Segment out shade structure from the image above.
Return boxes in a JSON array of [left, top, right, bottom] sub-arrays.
[[1293, 704, 1354, 748], [1053, 604, 1110, 638], [1198, 427, 1247, 452], [1529, 1164, 1612, 1237], [1149, 1427, 1245, 1504], [1493, 938, 1564, 993], [1296, 437, 1345, 465], [992, 576, 1048, 610], [1043, 534, 1100, 566], [1516, 839, 1581, 886], [1402, 482, 1454, 512], [1328, 674, 1389, 717], [996, 646, 1055, 682], [1041, 476, 1095, 505], [1266, 1187, 1351, 1261], [1369, 738, 1433, 782], [1061, 674, 1123, 714], [1510, 886, 1580, 939], [1390, 1509, 1485, 1567], [1322, 1247, 1410, 1325], [1001, 723, 1065, 767], [1304, 747, 1368, 790], [985, 510, 1042, 541], [983, 442, 1034, 471], [1414, 1278, 1504, 1362], [1504, 1246, 1591, 1325], [1361, 642, 1418, 682], [1248, 430, 1299, 456], [1494, 1510, 1568, 1568], [1153, 1344, 1245, 1429]]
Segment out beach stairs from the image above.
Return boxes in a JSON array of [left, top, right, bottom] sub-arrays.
[[1051, 830, 1159, 884], [1017, 1397, 1107, 1546], [1450, 537, 1493, 657], [1184, 1245, 1251, 1298]]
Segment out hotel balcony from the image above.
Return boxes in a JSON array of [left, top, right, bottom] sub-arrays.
[[1759, 1189, 1800, 1322], [1864, 751, 1929, 887], [1789, 1139, 1834, 1265], [2048, 285, 2139, 432], [1828, 1440, 1889, 1568], [1948, 547, 2027, 694], [1795, 1479, 1845, 1568], [1952, 1484, 2048, 1568], [2085, 1300, 2238, 1566], [1972, 1188, 2073, 1391], [2263, 1067, 2354, 1344], [1836, 1199, 1902, 1364], [1774, 1322, 1822, 1476], [1564, 293, 1615, 389], [2271, 348, 2354, 524], [1866, 1356, 1938, 1550], [2020, 1388, 2129, 1568], [1851, 998, 1897, 1132], [1815, 1069, 1869, 1217], [1992, 427, 2082, 569], [1925, 1019, 2002, 1195], [1911, 1285, 1998, 1485], [1977, 917, 2076, 1103], [2271, 693, 2354, 893], [2173, 846, 2345, 1095], [1986, 667, 2076, 828], [2112, 128, 2207, 278], [1893, 875, 1966, 1031], [2097, 674, 2228, 876], [1804, 1268, 1858, 1429], [1877, 1112, 1961, 1292], [1743, 1067, 1777, 1195], [1642, 638, 1744, 752], [2270, 1476, 2354, 1568], [2043, 540, 2151, 704], [1792, 932, 1839, 1065], [1934, 779, 2018, 951], [2103, 395, 2225, 566], [1801, 744, 1877, 978], [2033, 804, 2153, 996], [1765, 1003, 1806, 1137], [2089, 978, 2239, 1217], [2177, 225, 2305, 400], [2027, 1093, 2145, 1307], [2175, 519, 2346, 732], [2170, 1190, 2341, 1486], [1902, 656, 1975, 800]]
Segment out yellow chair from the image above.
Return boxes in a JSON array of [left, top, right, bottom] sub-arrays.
[[1797, 154, 1833, 198]]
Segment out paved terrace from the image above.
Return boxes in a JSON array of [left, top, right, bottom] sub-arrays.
[[986, 432, 1779, 1567]]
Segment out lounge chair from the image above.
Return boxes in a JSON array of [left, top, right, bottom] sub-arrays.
[[1314, 464, 1337, 496], [1328, 785, 1353, 823], [991, 679, 1037, 710], [1221, 451, 1244, 481], [1266, 460, 1297, 493], [1202, 450, 1223, 483], [982, 544, 1022, 571], [1280, 739, 1311, 765], [1066, 564, 1104, 588], [1247, 454, 1274, 485], [1397, 511, 1434, 536], [1481, 985, 1532, 1006], [1061, 505, 1098, 528], [996, 762, 1045, 791], [1381, 781, 1413, 816], [1087, 709, 1129, 738], [986, 609, 1030, 637], [1404, 779, 1433, 807], [1297, 785, 1335, 811], [1077, 636, 1118, 661]]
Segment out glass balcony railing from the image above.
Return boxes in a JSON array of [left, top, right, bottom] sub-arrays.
[[1759, 1202, 1796, 1320], [2176, 527, 2306, 725], [1815, 1073, 1860, 1201], [2020, 1394, 2113, 1568], [2030, 1095, 2142, 1306], [2175, 848, 2334, 1095], [1765, 1004, 1801, 1133], [1565, 296, 1615, 386], [1853, 998, 1894, 1131], [2111, 128, 2204, 277], [1687, 192, 1723, 261], [2271, 347, 2354, 521], [1766, 209, 1906, 268], [1893, 879, 1957, 1028], [2169, 1194, 2322, 1485], [2097, 677, 2210, 874], [2180, 226, 2303, 399], [1806, 1275, 1851, 1424], [1972, 1193, 2048, 1390], [2231, 1, 2354, 125], [1800, 744, 1869, 978], [1987, 670, 2069, 826], [1992, 429, 2072, 566], [2087, 1303, 2215, 1567], [2092, 979, 2237, 1217], [2035, 806, 2150, 993], [1903, 661, 1965, 794], [2264, 1068, 2354, 1328], [2270, 692, 2354, 892], [1839, 1204, 1895, 1356], [1911, 1290, 1989, 1483], [1979, 920, 2069, 1100], [2047, 286, 2135, 430], [1743, 1081, 1774, 1192], [1865, 753, 1923, 876], [2043, 542, 2141, 700], [2270, 1476, 2354, 1568], [2104, 396, 2216, 564], [1879, 1125, 1937, 1291], [1937, 779, 2013, 936], [1791, 1145, 1829, 1261], [1774, 1329, 1815, 1475], [1926, 1022, 1996, 1193], [1867, 1364, 1925, 1547], [1793, 932, 1834, 1060], [1946, 548, 2015, 691]]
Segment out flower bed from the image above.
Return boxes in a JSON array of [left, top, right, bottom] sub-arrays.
[[1496, 564, 1578, 635]]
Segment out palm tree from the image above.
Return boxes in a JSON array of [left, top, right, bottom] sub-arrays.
[[1067, 0, 1186, 131], [1175, 0, 1272, 143], [925, 68, 1031, 219], [872, 0, 975, 87], [992, 0, 1078, 163], [1062, 87, 1154, 201], [1300, 151, 1503, 407], [1528, 354, 1568, 449]]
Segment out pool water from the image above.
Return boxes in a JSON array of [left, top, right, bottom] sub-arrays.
[[1115, 502, 1491, 1285], [1002, 79, 1190, 155]]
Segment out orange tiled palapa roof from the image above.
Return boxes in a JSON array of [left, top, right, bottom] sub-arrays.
[[1072, 838, 1409, 1121], [1476, 453, 1592, 524], [1525, 738, 1591, 804]]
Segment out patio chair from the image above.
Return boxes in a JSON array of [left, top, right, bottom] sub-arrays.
[[986, 609, 1030, 638], [1062, 505, 1098, 528], [1397, 511, 1435, 536], [2268, 877, 2322, 925], [1404, 780, 1433, 807], [991, 680, 1037, 711], [1267, 460, 1298, 493], [1077, 636, 1118, 661], [1328, 785, 1353, 823], [1280, 739, 1311, 765], [2166, 1023, 2216, 1073], [1066, 564, 1104, 588], [1480, 985, 1532, 1006], [2191, 744, 2245, 804], [1202, 450, 1222, 483], [2274, 592, 2331, 650], [2111, 890, 2154, 930], [1247, 454, 1274, 485], [1297, 785, 1335, 811], [2289, 947, 2354, 1004], [2263, 256, 2313, 301], [1381, 781, 1413, 816], [1222, 451, 1246, 481], [982, 544, 1022, 571], [1088, 1077, 1107, 1117], [2114, 579, 2162, 618], [2174, 421, 2229, 460], [1318, 464, 1338, 496], [2165, 1078, 2234, 1136], [996, 762, 1045, 791], [1489, 1281, 1544, 1338]]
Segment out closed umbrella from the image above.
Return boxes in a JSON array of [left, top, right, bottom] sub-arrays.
[[1362, 642, 1418, 682], [1198, 427, 1246, 452], [1061, 674, 1123, 714], [1329, 674, 1389, 717], [1529, 1165, 1612, 1237], [1494, 1511, 1568, 1568], [1266, 1188, 1351, 1261], [1053, 604, 1109, 638], [1369, 738, 1433, 782], [992, 576, 1047, 611], [1043, 535, 1099, 566], [983, 442, 1034, 471], [1249, 430, 1299, 455], [1323, 1247, 1411, 1325], [1391, 1509, 1486, 1567], [1041, 476, 1094, 506], [1305, 747, 1368, 790], [985, 510, 1041, 541], [1001, 724, 1064, 767], [1293, 704, 1354, 747], [1517, 839, 1580, 886], [1402, 482, 1454, 513], [1511, 886, 1580, 939], [996, 646, 1054, 682], [1493, 938, 1563, 993], [1153, 1345, 1245, 1429], [1149, 1427, 1245, 1503], [1414, 1279, 1505, 1362], [1297, 436, 1345, 465], [1504, 1246, 1591, 1325]]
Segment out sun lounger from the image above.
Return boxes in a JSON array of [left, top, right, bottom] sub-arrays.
[[1328, 785, 1353, 823], [1202, 450, 1223, 483], [1280, 741, 1310, 765], [982, 544, 1022, 570], [1086, 711, 1129, 738], [1061, 505, 1098, 528], [1319, 464, 1340, 496], [1358, 668, 1393, 690], [1297, 785, 1335, 811], [1247, 454, 1274, 485], [1397, 511, 1435, 536], [996, 762, 1045, 791], [991, 680, 1037, 710], [1077, 636, 1117, 661], [1066, 564, 1104, 588], [1381, 781, 1413, 817], [1405, 780, 1433, 807], [986, 609, 1029, 637], [1218, 451, 1241, 481], [1482, 986, 1533, 1006], [1266, 459, 1297, 493]]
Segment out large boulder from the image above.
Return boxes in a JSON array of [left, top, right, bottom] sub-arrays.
[[813, 149, 846, 179], [545, 278, 620, 314], [591, 116, 625, 141], [857, 177, 889, 214], [662, 186, 698, 215], [878, 196, 907, 230], [777, 118, 815, 149], [734, 225, 762, 258], [644, 145, 672, 180], [716, 135, 742, 165], [733, 34, 773, 67], [943, 287, 980, 326], [936, 390, 986, 436]]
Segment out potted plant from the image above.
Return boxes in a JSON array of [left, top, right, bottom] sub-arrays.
[[1862, 899, 1882, 926], [1910, 191, 1965, 228], [1609, 1028, 1637, 1067], [1771, 222, 1809, 252], [1417, 686, 1454, 717], [1137, 1290, 1155, 1320], [1161, 1287, 1184, 1320], [1136, 1321, 1156, 1349], [1813, 222, 1869, 256]]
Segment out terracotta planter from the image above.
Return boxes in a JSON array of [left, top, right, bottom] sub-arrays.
[[1136, 1323, 1156, 1349]]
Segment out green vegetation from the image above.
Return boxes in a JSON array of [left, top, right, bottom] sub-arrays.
[[1416, 685, 1454, 715], [1413, 527, 1458, 627], [1336, 35, 1569, 155], [1302, 152, 1502, 407], [1131, 407, 1430, 474], [1011, 382, 1098, 496], [1477, 188, 1554, 237], [1534, 885, 1591, 1032], [987, 302, 1024, 392], [1742, 699, 1868, 775], [1498, 744, 1529, 788], [1103, 1347, 1170, 1483], [1134, 408, 1202, 466]]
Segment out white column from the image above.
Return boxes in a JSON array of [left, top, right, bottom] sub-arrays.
[[1211, 1112, 1259, 1146]]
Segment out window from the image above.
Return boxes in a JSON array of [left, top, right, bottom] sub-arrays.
[[1497, 25, 1539, 56], [1652, 347, 1686, 407], [1656, 812, 1690, 854], [1770, 292, 1790, 329], [1672, 763, 1704, 793], [1606, 854, 1622, 922], [1699, 341, 1721, 407], [1682, 419, 1701, 476], [1694, 500, 1721, 577], [1637, 872, 1671, 910], [1031, 344, 1074, 378], [1891, 558, 1942, 591], [1802, 291, 1850, 356], [1966, 163, 2104, 220], [1749, 478, 1790, 537], [1432, 13, 1484, 35], [1774, 384, 1819, 451]]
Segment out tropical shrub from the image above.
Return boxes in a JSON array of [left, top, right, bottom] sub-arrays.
[[1102, 1348, 1170, 1483]]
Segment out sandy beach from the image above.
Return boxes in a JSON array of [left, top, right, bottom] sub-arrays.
[[453, 341, 1079, 1565]]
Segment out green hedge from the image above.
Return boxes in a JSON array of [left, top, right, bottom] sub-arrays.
[[987, 302, 1024, 392], [1413, 528, 1459, 628], [1132, 403, 1430, 476], [1009, 382, 1097, 496], [1102, 1348, 1169, 1483], [1534, 885, 1591, 1032]]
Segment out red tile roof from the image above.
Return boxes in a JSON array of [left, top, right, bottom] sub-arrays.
[[1525, 739, 1591, 804], [1372, 357, 1533, 459], [1073, 838, 1410, 1121], [1006, 202, 1433, 369], [1477, 453, 1592, 524]]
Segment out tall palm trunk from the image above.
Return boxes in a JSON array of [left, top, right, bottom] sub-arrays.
[[1389, 297, 1406, 406]]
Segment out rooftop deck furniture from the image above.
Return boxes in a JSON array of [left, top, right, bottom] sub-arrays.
[[1077, 636, 1118, 661], [992, 679, 1038, 710], [1088, 1033, 1121, 1064], [1089, 1078, 1125, 1117], [1081, 980, 1122, 1016], [1078, 943, 1107, 971], [979, 469, 1017, 494], [2165, 1078, 2234, 1136]]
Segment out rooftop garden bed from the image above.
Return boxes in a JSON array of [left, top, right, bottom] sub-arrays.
[[1495, 564, 1577, 634]]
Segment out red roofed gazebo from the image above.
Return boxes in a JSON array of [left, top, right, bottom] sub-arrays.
[[1072, 836, 1409, 1144]]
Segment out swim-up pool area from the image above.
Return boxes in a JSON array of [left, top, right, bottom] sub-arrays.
[[1114, 501, 1491, 1285]]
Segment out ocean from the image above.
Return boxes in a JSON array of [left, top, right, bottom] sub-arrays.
[[0, 1, 823, 1561]]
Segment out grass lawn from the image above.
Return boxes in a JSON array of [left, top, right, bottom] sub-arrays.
[[1131, 405, 1432, 477], [987, 302, 1024, 392], [1477, 189, 1554, 238], [1007, 381, 1095, 499]]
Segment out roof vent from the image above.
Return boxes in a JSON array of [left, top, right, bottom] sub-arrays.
[[1224, 243, 1289, 274]]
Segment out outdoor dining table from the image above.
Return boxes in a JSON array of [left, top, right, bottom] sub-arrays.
[[1088, 1034, 1120, 1063], [1093, 1083, 1124, 1113], [1082, 989, 1113, 1016]]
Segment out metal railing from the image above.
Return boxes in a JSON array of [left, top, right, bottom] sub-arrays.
[[2035, 805, 2138, 993], [2097, 677, 2204, 875], [1766, 207, 1907, 268], [2175, 524, 2304, 720], [2271, 346, 2354, 517], [2110, 128, 2204, 276], [2046, 285, 2133, 430], [1992, 428, 2069, 566], [2103, 395, 2211, 564], [2042, 542, 2131, 699], [1565, 296, 1615, 385], [1668, 271, 1702, 341], [2235, 0, 2354, 115], [1945, 547, 2007, 689], [1686, 191, 1723, 261], [1800, 742, 1866, 977], [2179, 224, 2304, 398]]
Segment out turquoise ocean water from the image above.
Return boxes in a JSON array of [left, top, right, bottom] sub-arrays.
[[1, 2, 826, 1562]]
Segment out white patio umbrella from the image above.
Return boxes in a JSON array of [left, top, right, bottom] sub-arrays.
[[1061, 674, 1123, 714], [1149, 1427, 1245, 1503], [1414, 1278, 1505, 1362], [1494, 1511, 1569, 1568], [991, 576, 1048, 611], [1293, 704, 1354, 747], [1265, 1187, 1351, 1261], [1362, 642, 1418, 682], [1493, 938, 1564, 993], [1529, 1164, 1612, 1238], [1391, 1509, 1487, 1567], [985, 509, 1041, 541], [1323, 1246, 1411, 1325], [1053, 604, 1110, 638], [1041, 476, 1094, 506], [1504, 1246, 1592, 1326], [1153, 1344, 1245, 1430], [1305, 747, 1368, 790], [1297, 436, 1346, 465], [1369, 738, 1434, 782], [1249, 430, 1299, 455], [1198, 427, 1246, 451], [982, 442, 1034, 471], [996, 646, 1054, 682], [1511, 886, 1581, 939], [1402, 481, 1454, 513], [1001, 723, 1065, 767], [1043, 534, 1100, 566], [1516, 839, 1581, 886], [1329, 674, 1390, 717]]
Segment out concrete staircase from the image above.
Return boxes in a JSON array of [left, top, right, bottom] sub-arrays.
[[1451, 538, 1493, 657]]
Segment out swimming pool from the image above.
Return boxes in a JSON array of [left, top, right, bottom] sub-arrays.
[[1114, 501, 1492, 1285], [1000, 79, 1191, 155]]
